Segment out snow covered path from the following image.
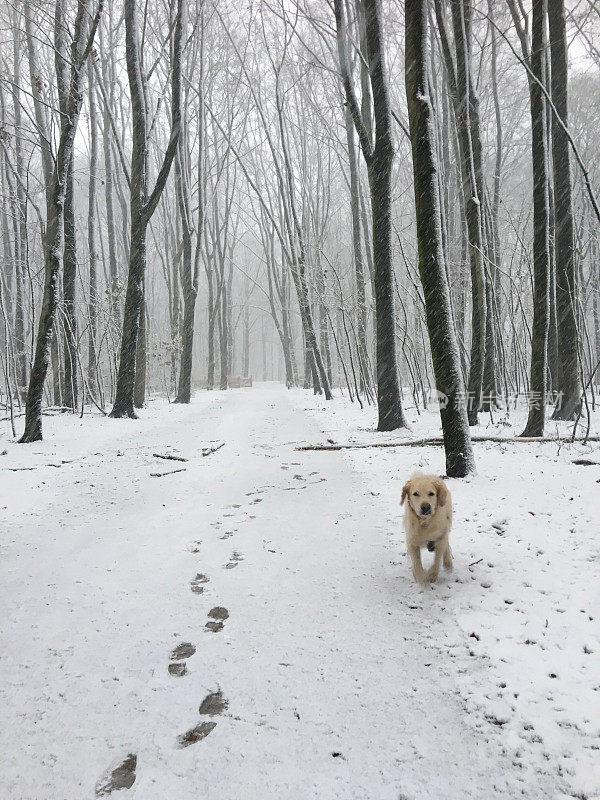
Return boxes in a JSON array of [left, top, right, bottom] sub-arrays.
[[0, 385, 595, 799]]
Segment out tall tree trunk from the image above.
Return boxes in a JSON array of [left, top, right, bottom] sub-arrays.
[[220, 274, 228, 390], [10, 10, 28, 397], [405, 0, 474, 477], [548, 0, 580, 419], [344, 105, 369, 395], [20, 0, 102, 442], [55, 0, 78, 411], [99, 21, 120, 326], [334, 0, 407, 430], [175, 22, 203, 404], [87, 58, 99, 398], [366, 52, 405, 427], [448, 0, 487, 425], [110, 0, 182, 418], [520, 0, 550, 437]]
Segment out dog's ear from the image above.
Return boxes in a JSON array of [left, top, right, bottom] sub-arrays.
[[434, 478, 448, 507], [401, 481, 411, 506]]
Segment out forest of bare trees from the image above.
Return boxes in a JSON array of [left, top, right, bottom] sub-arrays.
[[1, 0, 599, 474]]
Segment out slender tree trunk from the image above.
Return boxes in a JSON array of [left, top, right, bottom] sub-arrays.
[[450, 0, 487, 425], [548, 0, 580, 419], [521, 0, 550, 437], [87, 59, 99, 397], [10, 12, 28, 397], [242, 299, 250, 377], [335, 0, 406, 429], [405, 0, 474, 477], [175, 27, 203, 404], [20, 0, 102, 442], [133, 290, 146, 408], [344, 105, 369, 394], [175, 223, 196, 401], [99, 22, 120, 326], [111, 0, 182, 417], [220, 274, 228, 390], [55, 0, 78, 411]]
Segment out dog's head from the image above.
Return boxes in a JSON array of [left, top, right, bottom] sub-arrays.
[[401, 474, 448, 519]]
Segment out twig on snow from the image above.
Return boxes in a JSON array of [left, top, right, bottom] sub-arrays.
[[150, 468, 187, 477], [202, 442, 225, 457], [153, 452, 188, 462]]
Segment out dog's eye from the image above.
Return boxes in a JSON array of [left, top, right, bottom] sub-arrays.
[[428, 492, 434, 497], [413, 492, 419, 497]]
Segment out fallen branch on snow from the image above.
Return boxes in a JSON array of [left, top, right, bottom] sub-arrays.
[[153, 452, 188, 462], [297, 435, 600, 451], [150, 468, 186, 478], [202, 442, 225, 457]]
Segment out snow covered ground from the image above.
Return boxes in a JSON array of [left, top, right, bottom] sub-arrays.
[[1, 383, 599, 800]]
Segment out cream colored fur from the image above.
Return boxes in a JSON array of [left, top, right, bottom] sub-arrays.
[[401, 472, 453, 584]]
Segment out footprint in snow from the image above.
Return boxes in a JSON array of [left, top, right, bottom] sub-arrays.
[[190, 573, 209, 594], [171, 642, 196, 659], [168, 641, 196, 677], [199, 689, 229, 715], [224, 551, 244, 569], [205, 606, 229, 633], [177, 722, 217, 748], [176, 690, 228, 748], [95, 753, 137, 796]]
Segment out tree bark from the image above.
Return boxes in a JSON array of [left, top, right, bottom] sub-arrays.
[[55, 0, 78, 411], [520, 0, 550, 437], [110, 0, 183, 418], [344, 106, 369, 395], [405, 0, 475, 477], [334, 0, 407, 429], [20, 0, 102, 442], [87, 58, 99, 398], [548, 0, 580, 420]]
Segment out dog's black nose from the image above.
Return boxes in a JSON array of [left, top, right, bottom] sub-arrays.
[[421, 502, 431, 515]]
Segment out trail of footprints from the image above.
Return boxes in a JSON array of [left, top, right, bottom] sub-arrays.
[[96, 470, 321, 793], [96, 501, 252, 794]]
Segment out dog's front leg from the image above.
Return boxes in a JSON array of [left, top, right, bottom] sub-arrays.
[[443, 540, 453, 571], [427, 544, 444, 582], [408, 545, 427, 584]]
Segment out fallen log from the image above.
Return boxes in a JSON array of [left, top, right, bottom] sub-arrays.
[[297, 435, 600, 451]]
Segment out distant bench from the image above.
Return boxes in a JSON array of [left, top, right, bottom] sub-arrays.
[[194, 377, 253, 389]]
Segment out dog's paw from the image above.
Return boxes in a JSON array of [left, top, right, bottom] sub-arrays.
[[426, 567, 439, 583], [413, 570, 428, 585]]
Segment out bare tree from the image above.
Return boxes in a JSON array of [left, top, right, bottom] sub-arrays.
[[405, 0, 474, 476], [548, 0, 580, 420], [110, 0, 183, 418], [508, 0, 550, 437], [20, 0, 104, 443], [334, 0, 407, 430]]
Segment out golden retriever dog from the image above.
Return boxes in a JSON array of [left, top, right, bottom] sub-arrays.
[[401, 472, 453, 584]]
